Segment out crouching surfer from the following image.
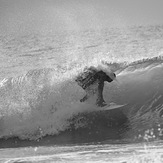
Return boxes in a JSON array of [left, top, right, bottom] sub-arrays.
[[75, 65, 116, 107]]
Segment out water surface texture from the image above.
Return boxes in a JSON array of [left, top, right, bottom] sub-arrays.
[[0, 25, 163, 162]]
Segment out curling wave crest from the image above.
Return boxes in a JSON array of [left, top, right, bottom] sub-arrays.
[[0, 57, 163, 143]]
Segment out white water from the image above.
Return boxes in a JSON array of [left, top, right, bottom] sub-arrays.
[[1, 141, 163, 163], [0, 25, 163, 162]]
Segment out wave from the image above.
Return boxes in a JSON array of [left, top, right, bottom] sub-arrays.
[[0, 56, 163, 146]]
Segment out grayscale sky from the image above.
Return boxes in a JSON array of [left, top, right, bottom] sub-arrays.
[[0, 0, 163, 34]]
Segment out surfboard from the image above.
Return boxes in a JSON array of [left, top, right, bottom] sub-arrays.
[[99, 103, 126, 111]]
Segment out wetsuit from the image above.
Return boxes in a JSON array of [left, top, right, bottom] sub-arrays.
[[76, 66, 115, 106]]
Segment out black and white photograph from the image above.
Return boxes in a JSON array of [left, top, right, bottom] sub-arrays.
[[0, 0, 163, 162]]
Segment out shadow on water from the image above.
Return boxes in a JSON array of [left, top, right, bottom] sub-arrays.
[[0, 107, 129, 148]]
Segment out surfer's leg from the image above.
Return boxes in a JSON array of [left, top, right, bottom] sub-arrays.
[[96, 81, 107, 107]]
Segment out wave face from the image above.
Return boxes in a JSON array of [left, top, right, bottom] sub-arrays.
[[1, 25, 163, 146], [0, 57, 163, 145]]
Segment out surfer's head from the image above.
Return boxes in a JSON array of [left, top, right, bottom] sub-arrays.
[[97, 64, 116, 81], [108, 72, 116, 81]]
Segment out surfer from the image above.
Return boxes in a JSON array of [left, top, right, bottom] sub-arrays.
[[76, 65, 116, 107]]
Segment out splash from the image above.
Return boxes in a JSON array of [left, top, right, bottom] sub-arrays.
[[0, 56, 163, 142]]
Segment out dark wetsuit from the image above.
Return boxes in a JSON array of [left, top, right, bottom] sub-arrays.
[[76, 66, 115, 106]]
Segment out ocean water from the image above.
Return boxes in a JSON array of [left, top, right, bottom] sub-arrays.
[[0, 25, 163, 162]]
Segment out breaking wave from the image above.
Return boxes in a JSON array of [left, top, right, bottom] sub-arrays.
[[0, 56, 163, 146]]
